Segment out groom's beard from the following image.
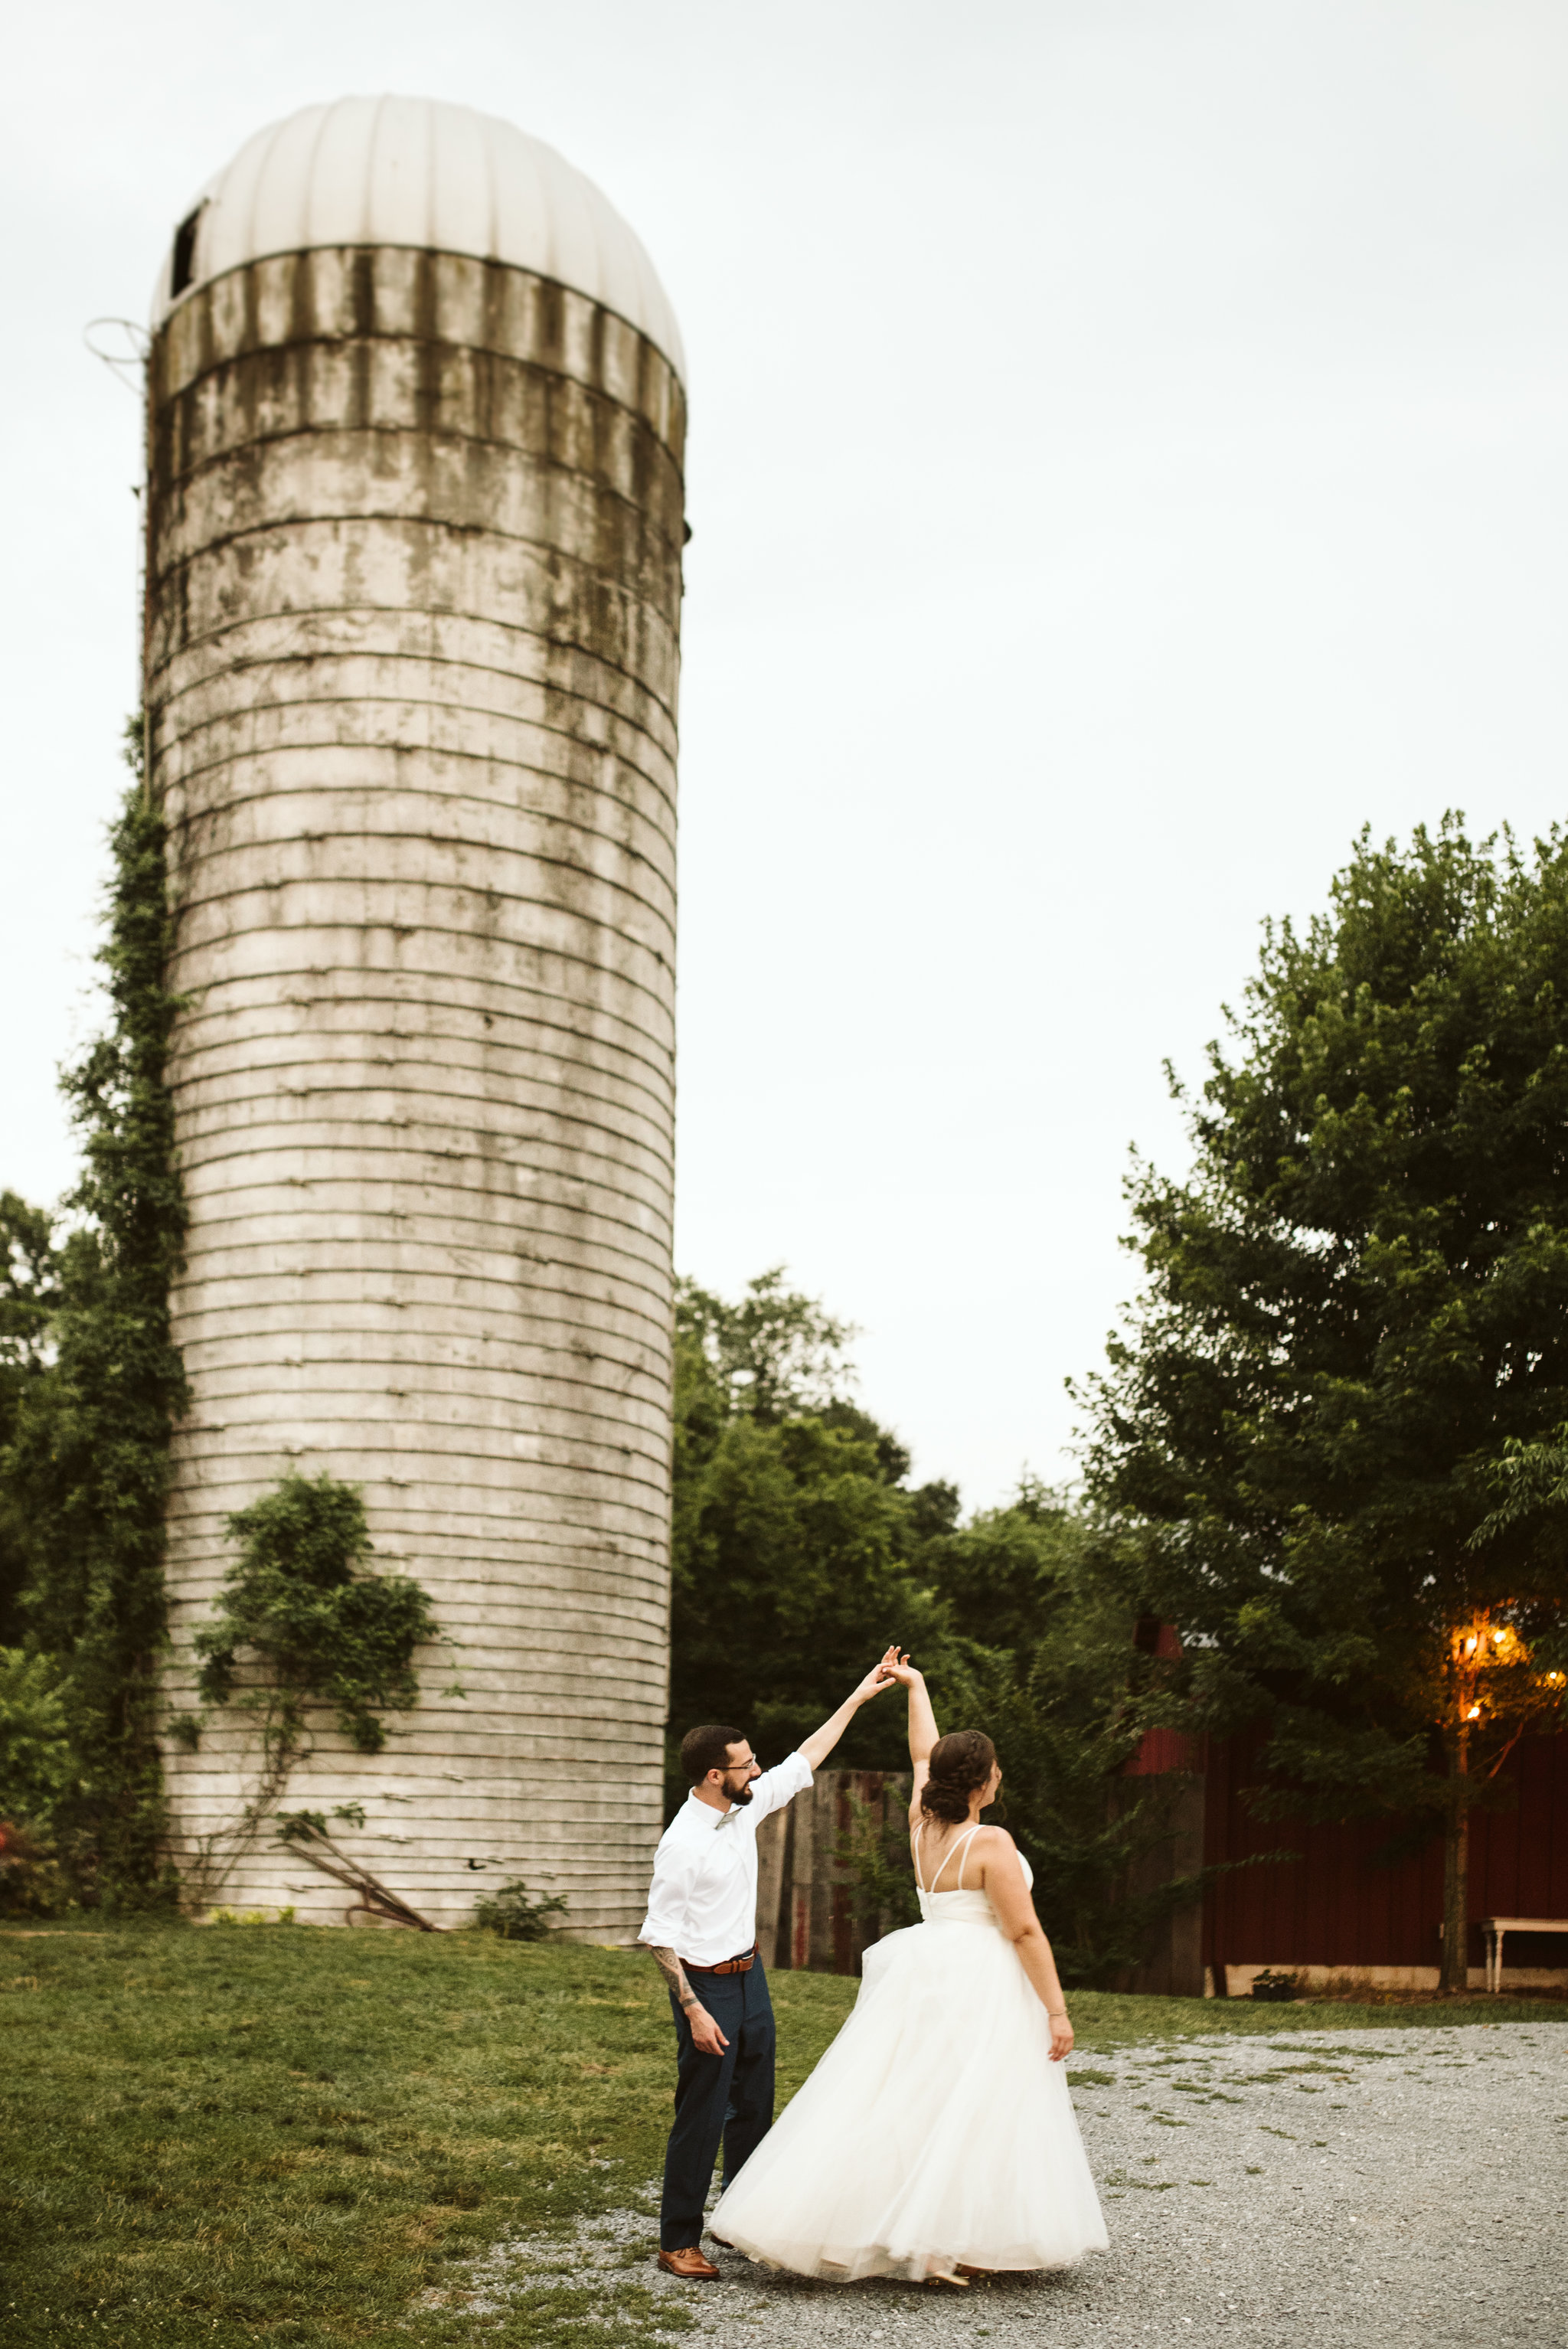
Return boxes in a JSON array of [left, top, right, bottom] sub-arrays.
[[725, 1778, 755, 1807]]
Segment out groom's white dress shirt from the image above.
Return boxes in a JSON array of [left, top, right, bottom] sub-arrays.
[[638, 1752, 814, 1967]]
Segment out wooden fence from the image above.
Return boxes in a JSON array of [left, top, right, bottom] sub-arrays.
[[755, 1768, 911, 1974]]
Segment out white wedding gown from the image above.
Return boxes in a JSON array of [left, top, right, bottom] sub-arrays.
[[710, 1827, 1109, 2282]]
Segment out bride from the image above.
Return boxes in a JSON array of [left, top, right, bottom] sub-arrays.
[[709, 1658, 1108, 2286]]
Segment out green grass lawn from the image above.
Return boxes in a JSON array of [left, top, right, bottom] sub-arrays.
[[3, 1918, 1563, 2349]]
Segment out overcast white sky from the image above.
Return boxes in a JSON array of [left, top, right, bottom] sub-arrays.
[[5, 0, 1568, 1509]]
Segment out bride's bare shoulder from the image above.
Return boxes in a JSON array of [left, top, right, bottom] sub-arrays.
[[975, 1825, 1020, 1861]]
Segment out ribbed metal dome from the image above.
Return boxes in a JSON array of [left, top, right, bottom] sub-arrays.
[[149, 93, 684, 377]]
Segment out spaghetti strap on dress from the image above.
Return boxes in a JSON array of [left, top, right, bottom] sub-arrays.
[[913, 1819, 983, 1894], [710, 1822, 1108, 2282]]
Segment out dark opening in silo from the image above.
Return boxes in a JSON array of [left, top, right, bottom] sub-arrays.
[[170, 207, 202, 298]]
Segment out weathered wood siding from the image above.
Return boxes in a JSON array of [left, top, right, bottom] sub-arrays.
[[756, 1771, 913, 1976], [145, 245, 685, 1932]]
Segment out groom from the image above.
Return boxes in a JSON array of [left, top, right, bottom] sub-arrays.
[[639, 1652, 900, 2279]]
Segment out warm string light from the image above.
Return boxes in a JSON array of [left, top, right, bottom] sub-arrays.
[[1447, 1612, 1563, 1732]]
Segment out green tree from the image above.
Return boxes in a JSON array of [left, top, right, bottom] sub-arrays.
[[670, 1273, 963, 1776], [676, 1268, 858, 1424], [916, 1475, 1081, 1657], [0, 1195, 61, 1644], [0, 1643, 77, 1910], [1083, 818, 1568, 1990], [6, 731, 188, 1906], [0, 1647, 74, 1829]]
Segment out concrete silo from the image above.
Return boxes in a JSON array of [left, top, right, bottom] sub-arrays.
[[145, 96, 684, 1932]]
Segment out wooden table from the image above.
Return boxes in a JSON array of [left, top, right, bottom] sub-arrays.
[[1479, 1916, 1568, 1994]]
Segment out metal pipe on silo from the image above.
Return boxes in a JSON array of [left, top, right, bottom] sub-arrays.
[[144, 97, 685, 1932]]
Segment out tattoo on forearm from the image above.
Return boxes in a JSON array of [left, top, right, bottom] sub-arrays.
[[648, 1944, 697, 2007]]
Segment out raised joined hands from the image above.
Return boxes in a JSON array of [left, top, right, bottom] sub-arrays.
[[853, 1646, 909, 1702]]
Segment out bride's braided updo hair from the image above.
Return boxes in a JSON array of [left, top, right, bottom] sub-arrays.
[[920, 1730, 998, 1823]]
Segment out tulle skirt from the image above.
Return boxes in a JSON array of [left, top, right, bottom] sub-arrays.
[[710, 1914, 1109, 2283]]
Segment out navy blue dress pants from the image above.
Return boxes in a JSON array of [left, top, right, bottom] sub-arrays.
[[659, 1959, 776, 2249]]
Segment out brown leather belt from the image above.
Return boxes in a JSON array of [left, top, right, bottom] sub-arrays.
[[687, 1944, 757, 1976]]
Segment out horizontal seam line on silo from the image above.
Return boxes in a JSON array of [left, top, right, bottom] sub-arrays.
[[157, 681, 678, 814], [170, 1027, 671, 1099], [172, 1096, 675, 1184], [171, 1556, 671, 1595], [175, 1355, 671, 1403], [166, 1482, 673, 1515], [152, 521, 681, 730], [166, 1482, 672, 1532], [169, 844, 678, 952], [169, 845, 678, 953], [177, 1357, 671, 1406], [168, 982, 673, 1097], [171, 1171, 674, 1256], [159, 727, 678, 839], [172, 1132, 673, 1191], [156, 276, 684, 452], [172, 1286, 671, 1351], [162, 776, 676, 862], [173, 1067, 673, 1131], [173, 1106, 675, 1183], [169, 1243, 672, 1296], [165, 1565, 671, 1597], [175, 1352, 670, 1394], [160, 325, 684, 440], [149, 626, 678, 757], [178, 1423, 669, 1469], [175, 1368, 671, 1417], [172, 1277, 675, 1353], [167, 1575, 671, 1601], [167, 916, 675, 1027], [174, 1377, 672, 1436], [148, 658, 681, 766], [170, 1057, 675, 1149], [165, 1542, 671, 1576], [168, 1002, 676, 1072], [168, 1263, 673, 1312], [161, 418, 686, 568], [174, 1454, 671, 1504], [167, 1509, 671, 1552]]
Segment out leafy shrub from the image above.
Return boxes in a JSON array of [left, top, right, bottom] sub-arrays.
[[0, 1647, 74, 1825], [0, 1818, 70, 1916], [194, 1473, 441, 1757], [472, 1878, 568, 1940]]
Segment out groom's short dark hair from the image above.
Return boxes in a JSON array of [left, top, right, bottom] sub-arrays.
[[681, 1723, 746, 1783]]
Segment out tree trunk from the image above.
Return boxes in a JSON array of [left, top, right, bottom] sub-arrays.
[[1439, 1728, 1470, 1995]]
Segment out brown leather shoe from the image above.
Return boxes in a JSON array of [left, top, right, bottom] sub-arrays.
[[658, 2246, 720, 2280]]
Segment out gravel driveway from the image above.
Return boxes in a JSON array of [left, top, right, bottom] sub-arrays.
[[461, 2023, 1565, 2346]]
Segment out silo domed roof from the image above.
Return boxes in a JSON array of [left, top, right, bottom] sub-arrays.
[[150, 93, 684, 379]]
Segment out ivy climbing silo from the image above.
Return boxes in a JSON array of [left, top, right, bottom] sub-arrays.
[[145, 96, 684, 1930]]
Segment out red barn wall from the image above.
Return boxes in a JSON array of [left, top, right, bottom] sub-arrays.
[[1201, 1729, 1568, 1986]]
